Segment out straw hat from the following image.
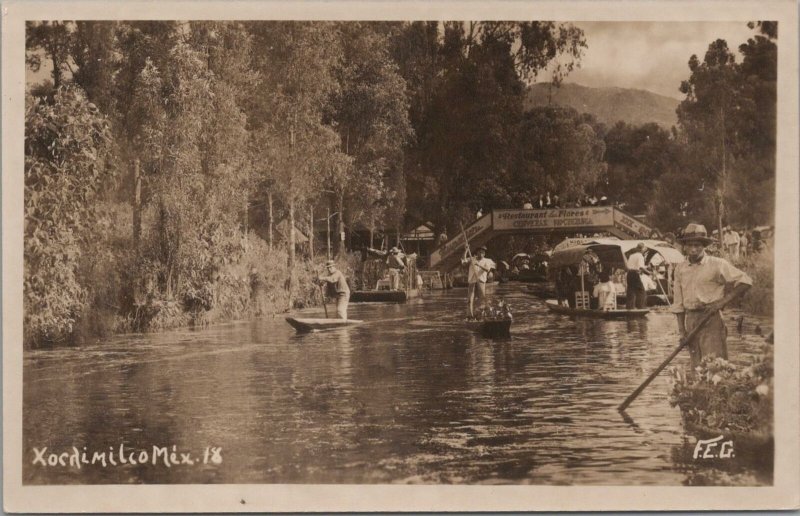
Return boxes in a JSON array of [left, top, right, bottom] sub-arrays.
[[677, 223, 716, 245]]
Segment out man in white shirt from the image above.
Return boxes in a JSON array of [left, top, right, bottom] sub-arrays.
[[461, 245, 493, 319], [724, 228, 741, 258], [672, 223, 752, 367], [625, 242, 649, 309]]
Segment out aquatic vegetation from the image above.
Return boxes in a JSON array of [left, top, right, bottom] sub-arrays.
[[670, 343, 773, 436]]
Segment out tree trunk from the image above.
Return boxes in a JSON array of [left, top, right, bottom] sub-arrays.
[[369, 227, 374, 248], [288, 197, 295, 309], [718, 107, 727, 242], [267, 191, 273, 251], [326, 205, 331, 259], [132, 159, 141, 252], [309, 206, 314, 259], [337, 193, 345, 258], [717, 195, 724, 251]]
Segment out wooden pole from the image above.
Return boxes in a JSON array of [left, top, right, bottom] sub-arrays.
[[618, 289, 742, 412], [459, 221, 472, 258], [319, 284, 328, 318]]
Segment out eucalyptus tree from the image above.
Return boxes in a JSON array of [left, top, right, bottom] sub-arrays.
[[677, 39, 746, 238], [248, 22, 343, 302], [327, 22, 412, 254]]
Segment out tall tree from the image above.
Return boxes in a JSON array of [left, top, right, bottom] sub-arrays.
[[69, 21, 118, 114], [26, 21, 72, 89], [677, 39, 745, 237], [604, 122, 683, 215], [393, 21, 586, 237], [249, 22, 343, 303], [513, 105, 607, 204], [328, 22, 412, 255], [727, 22, 777, 227]]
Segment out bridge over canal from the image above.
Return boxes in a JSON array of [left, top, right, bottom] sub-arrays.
[[429, 206, 656, 272]]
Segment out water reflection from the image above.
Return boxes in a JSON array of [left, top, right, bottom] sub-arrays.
[[23, 285, 772, 485]]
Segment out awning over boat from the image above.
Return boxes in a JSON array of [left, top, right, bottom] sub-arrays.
[[549, 239, 684, 270]]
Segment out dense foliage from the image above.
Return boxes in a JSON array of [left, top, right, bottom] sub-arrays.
[[24, 87, 115, 344]]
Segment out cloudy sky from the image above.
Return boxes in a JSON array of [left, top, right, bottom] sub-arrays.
[[27, 21, 762, 100], [564, 22, 761, 99]]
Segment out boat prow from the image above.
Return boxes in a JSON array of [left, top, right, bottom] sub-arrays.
[[285, 317, 364, 333], [466, 318, 513, 338], [544, 299, 649, 318]]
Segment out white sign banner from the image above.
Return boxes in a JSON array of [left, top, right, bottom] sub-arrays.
[[493, 207, 614, 231], [613, 210, 652, 238]]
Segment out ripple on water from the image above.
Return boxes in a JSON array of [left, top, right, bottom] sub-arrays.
[[23, 285, 772, 486]]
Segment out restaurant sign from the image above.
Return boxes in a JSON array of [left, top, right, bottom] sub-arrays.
[[493, 207, 614, 231]]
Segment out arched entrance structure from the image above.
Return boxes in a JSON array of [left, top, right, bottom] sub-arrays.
[[429, 206, 656, 272]]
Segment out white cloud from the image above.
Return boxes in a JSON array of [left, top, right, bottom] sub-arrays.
[[562, 21, 760, 98]]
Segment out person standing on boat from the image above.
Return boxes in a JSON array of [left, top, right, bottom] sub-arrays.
[[461, 245, 493, 319], [625, 242, 650, 309], [317, 260, 351, 320], [367, 246, 406, 290], [672, 224, 752, 368]]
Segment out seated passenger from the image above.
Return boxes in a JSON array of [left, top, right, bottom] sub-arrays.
[[593, 271, 617, 311]]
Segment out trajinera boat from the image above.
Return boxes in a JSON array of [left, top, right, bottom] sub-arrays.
[[465, 301, 513, 338], [544, 299, 649, 318], [285, 317, 363, 333], [547, 237, 685, 313], [466, 317, 513, 338]]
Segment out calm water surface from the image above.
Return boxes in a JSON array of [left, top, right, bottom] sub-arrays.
[[24, 284, 772, 485]]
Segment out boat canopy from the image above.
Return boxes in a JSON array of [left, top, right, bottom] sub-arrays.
[[548, 238, 684, 270]]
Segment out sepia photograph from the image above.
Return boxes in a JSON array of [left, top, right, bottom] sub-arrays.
[[4, 0, 799, 513]]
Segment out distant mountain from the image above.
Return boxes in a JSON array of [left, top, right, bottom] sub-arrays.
[[525, 83, 680, 129]]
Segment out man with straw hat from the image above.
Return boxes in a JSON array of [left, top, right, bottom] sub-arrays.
[[672, 223, 752, 368], [366, 246, 407, 290], [461, 245, 494, 320], [317, 260, 351, 320]]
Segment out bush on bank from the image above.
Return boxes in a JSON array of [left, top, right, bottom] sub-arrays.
[[723, 246, 773, 317], [28, 202, 347, 348]]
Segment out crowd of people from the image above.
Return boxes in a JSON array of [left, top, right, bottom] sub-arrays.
[[658, 225, 770, 258], [475, 192, 617, 219], [519, 192, 612, 210]]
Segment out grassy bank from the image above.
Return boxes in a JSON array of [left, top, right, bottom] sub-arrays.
[[31, 201, 356, 348], [726, 247, 773, 317]]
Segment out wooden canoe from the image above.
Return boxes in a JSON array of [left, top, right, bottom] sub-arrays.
[[285, 317, 363, 333], [544, 299, 649, 318], [466, 318, 512, 338]]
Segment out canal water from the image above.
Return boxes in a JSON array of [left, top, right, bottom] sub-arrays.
[[23, 284, 772, 485]]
